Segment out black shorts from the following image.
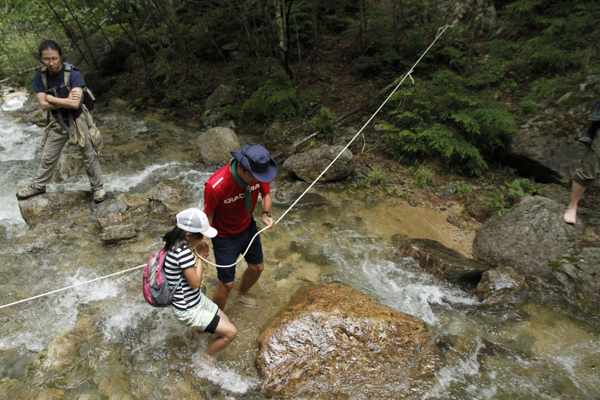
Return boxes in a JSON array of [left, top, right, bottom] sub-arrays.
[[212, 219, 264, 283]]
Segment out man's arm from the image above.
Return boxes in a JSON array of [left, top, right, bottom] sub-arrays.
[[38, 87, 83, 111], [260, 193, 274, 229]]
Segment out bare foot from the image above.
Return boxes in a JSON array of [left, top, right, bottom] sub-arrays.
[[235, 294, 258, 308], [564, 205, 577, 224]]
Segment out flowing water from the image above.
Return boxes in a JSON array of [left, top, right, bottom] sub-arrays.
[[0, 99, 599, 399]]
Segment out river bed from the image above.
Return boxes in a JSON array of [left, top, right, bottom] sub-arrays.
[[0, 101, 599, 399]]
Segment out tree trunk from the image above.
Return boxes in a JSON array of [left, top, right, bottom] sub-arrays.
[[310, 0, 319, 54], [358, 0, 367, 53], [273, 0, 294, 77]]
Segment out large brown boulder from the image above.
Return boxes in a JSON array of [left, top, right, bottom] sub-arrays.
[[256, 282, 439, 398]]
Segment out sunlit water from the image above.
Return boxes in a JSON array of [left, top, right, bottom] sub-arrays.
[[0, 100, 599, 399]]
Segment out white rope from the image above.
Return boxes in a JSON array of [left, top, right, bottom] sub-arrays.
[[0, 264, 146, 309], [0, 24, 453, 309]]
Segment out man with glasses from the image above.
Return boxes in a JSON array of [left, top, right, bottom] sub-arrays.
[[16, 40, 105, 203], [203, 143, 278, 310]]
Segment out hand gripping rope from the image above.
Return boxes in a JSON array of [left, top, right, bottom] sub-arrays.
[[0, 25, 453, 310]]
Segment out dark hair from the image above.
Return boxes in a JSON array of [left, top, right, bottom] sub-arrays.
[[163, 227, 203, 253], [39, 40, 62, 57]]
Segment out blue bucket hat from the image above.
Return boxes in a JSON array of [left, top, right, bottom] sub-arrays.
[[231, 143, 278, 183]]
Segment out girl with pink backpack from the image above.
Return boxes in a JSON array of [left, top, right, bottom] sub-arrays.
[[162, 208, 236, 359]]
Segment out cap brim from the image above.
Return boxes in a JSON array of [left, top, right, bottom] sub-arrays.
[[203, 226, 218, 238]]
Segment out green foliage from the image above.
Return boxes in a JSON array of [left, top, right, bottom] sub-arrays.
[[305, 107, 336, 139], [455, 182, 475, 200], [242, 59, 301, 122], [382, 72, 516, 176], [486, 178, 541, 215], [370, 166, 388, 185], [412, 165, 436, 188]]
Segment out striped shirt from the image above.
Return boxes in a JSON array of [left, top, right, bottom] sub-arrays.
[[163, 245, 201, 311]]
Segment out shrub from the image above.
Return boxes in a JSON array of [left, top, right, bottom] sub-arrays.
[[382, 72, 516, 176], [242, 59, 301, 122], [412, 165, 436, 188]]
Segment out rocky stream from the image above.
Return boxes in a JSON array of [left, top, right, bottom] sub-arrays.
[[0, 93, 599, 399]]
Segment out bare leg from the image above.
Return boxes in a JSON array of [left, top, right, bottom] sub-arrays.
[[564, 181, 587, 224], [212, 280, 234, 311], [236, 262, 263, 307], [202, 309, 237, 359]]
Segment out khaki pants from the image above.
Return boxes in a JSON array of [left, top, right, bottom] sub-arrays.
[[34, 121, 104, 191]]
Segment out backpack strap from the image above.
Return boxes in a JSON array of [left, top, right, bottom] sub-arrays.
[[40, 66, 48, 91]]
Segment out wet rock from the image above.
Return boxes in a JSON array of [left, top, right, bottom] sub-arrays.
[[146, 180, 194, 213], [272, 181, 326, 209], [205, 84, 237, 110], [256, 282, 439, 398], [18, 191, 90, 226], [474, 267, 528, 304], [192, 126, 240, 164], [97, 213, 130, 228], [116, 193, 149, 210], [93, 199, 128, 220], [100, 223, 136, 243], [393, 234, 489, 287], [282, 145, 355, 182], [473, 195, 600, 314]]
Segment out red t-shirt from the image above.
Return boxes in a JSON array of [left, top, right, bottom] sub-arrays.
[[204, 163, 270, 238]]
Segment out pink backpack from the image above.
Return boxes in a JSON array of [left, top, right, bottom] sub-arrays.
[[142, 249, 183, 307]]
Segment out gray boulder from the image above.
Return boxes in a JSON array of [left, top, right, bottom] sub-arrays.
[[93, 199, 128, 220], [256, 282, 438, 398], [205, 85, 237, 110], [393, 234, 490, 287], [502, 75, 600, 185], [473, 195, 600, 314], [282, 145, 354, 182], [147, 180, 194, 213], [18, 191, 90, 227], [272, 181, 326, 209], [192, 127, 240, 165], [473, 267, 529, 304]]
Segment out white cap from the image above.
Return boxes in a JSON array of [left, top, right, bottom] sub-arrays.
[[176, 208, 217, 238]]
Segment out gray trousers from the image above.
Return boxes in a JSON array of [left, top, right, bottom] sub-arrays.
[[34, 121, 104, 191]]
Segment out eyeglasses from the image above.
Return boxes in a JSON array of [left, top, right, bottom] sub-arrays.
[[41, 57, 61, 64]]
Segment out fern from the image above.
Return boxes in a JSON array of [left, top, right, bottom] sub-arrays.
[[382, 72, 515, 176], [242, 59, 301, 122]]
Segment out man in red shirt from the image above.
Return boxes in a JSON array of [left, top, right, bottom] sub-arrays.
[[204, 143, 278, 310]]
